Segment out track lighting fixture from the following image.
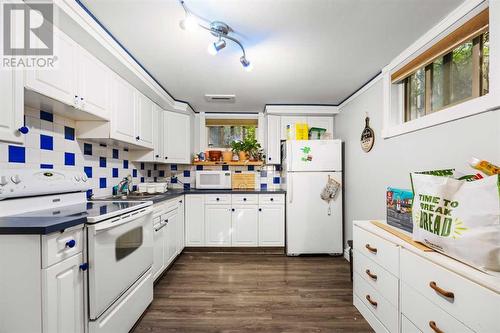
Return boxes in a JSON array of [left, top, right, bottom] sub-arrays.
[[179, 0, 252, 71]]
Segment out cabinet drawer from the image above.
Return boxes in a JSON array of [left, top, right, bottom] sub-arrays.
[[353, 249, 399, 307], [42, 226, 83, 268], [353, 225, 399, 276], [354, 272, 398, 333], [400, 248, 499, 332], [258, 194, 284, 205], [401, 315, 421, 333], [232, 194, 258, 205], [401, 282, 474, 333], [205, 194, 231, 204]]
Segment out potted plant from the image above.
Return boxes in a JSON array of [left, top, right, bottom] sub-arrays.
[[222, 149, 233, 163], [243, 137, 263, 161], [230, 140, 247, 161]]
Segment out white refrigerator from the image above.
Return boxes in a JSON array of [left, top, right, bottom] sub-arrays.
[[282, 140, 343, 255]]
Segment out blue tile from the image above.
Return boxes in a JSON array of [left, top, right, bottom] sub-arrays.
[[123, 160, 129, 169], [275, 165, 282, 171], [260, 183, 268, 190], [140, 177, 145, 183], [170, 164, 177, 171], [132, 169, 138, 177], [273, 177, 281, 184], [40, 111, 53, 122], [132, 185, 137, 192], [196, 165, 203, 171], [222, 165, 229, 171], [123, 148, 129, 152], [171, 177, 177, 184], [99, 157, 106, 168], [112, 168, 119, 178], [140, 163, 145, 170], [112, 149, 119, 159], [154, 177, 158, 182], [64, 152, 75, 166], [100, 206, 108, 215], [40, 134, 53, 150], [84, 143, 92, 156], [64, 126, 75, 141], [8, 145, 25, 163], [183, 170, 190, 177], [99, 143, 107, 147], [248, 165, 255, 171], [84, 166, 92, 178], [99, 177, 107, 188], [159, 170, 165, 177], [86, 189, 93, 199], [147, 170, 152, 177], [260, 170, 268, 177], [183, 183, 191, 190], [153, 164, 157, 171], [40, 164, 53, 169]]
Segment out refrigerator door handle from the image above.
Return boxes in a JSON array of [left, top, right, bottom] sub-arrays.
[[289, 173, 293, 204]]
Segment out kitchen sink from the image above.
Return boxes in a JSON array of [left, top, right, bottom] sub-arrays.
[[97, 192, 164, 201]]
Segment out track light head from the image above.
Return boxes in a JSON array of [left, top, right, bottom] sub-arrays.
[[240, 56, 252, 72], [208, 38, 226, 55], [179, 14, 198, 31]]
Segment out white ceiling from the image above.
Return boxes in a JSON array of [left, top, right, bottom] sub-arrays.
[[80, 0, 464, 113]]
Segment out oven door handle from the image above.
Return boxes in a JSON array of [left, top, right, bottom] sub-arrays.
[[93, 207, 153, 232]]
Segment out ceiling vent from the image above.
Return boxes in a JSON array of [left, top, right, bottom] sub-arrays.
[[204, 94, 236, 103]]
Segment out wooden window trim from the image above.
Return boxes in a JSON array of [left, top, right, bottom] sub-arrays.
[[392, 8, 489, 83]]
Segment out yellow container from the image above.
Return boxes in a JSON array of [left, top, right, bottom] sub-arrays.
[[295, 123, 309, 140]]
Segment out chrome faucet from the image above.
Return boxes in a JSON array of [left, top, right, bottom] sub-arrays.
[[116, 175, 132, 197]]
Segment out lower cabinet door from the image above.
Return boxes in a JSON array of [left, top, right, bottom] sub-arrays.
[[185, 195, 205, 246], [164, 214, 178, 265], [42, 253, 84, 333], [177, 198, 185, 252], [153, 219, 166, 281], [232, 205, 258, 246], [258, 205, 285, 246], [205, 205, 232, 246]]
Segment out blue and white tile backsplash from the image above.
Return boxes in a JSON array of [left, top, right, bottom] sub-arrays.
[[0, 107, 282, 198]]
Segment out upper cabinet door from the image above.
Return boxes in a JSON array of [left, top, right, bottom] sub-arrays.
[[25, 27, 77, 106], [152, 106, 163, 161], [76, 47, 110, 119], [111, 74, 136, 143], [163, 111, 190, 164], [0, 69, 23, 144], [135, 91, 154, 148], [266, 115, 281, 164]]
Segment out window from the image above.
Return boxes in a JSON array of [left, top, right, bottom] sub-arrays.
[[206, 119, 257, 148]]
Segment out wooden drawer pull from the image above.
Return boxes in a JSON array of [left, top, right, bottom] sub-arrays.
[[429, 321, 444, 333], [365, 244, 378, 253], [365, 294, 377, 307], [429, 281, 454, 299], [365, 269, 377, 280]]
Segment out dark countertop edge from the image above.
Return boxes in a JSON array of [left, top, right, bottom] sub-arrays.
[[0, 217, 87, 235]]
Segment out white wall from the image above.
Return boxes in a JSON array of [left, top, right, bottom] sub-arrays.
[[335, 78, 500, 247]]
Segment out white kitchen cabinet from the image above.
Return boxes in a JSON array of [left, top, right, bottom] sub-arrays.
[[152, 217, 166, 281], [177, 198, 185, 253], [0, 67, 24, 143], [185, 195, 205, 246], [266, 114, 281, 164], [135, 91, 154, 147], [258, 205, 285, 246], [205, 205, 232, 246], [154, 106, 164, 161], [232, 205, 259, 246], [42, 253, 85, 333], [111, 74, 136, 143], [164, 212, 178, 265], [163, 111, 191, 164]]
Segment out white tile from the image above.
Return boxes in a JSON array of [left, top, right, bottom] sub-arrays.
[[26, 148, 41, 165], [25, 128, 40, 149], [0, 144, 8, 162], [24, 107, 39, 118], [40, 120, 53, 133], [25, 116, 41, 131], [53, 123, 64, 139]]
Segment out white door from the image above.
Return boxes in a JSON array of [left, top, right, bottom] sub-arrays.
[[135, 91, 154, 148], [42, 253, 84, 333], [76, 46, 110, 118], [185, 195, 205, 246], [232, 205, 258, 246], [307, 116, 334, 134], [164, 111, 190, 163], [286, 171, 343, 255], [177, 198, 185, 253], [0, 68, 23, 143], [25, 27, 76, 106], [266, 115, 281, 164], [111, 74, 136, 144], [280, 116, 307, 140], [286, 140, 342, 172], [164, 212, 178, 266], [259, 205, 285, 246], [152, 217, 166, 281], [205, 205, 232, 246]]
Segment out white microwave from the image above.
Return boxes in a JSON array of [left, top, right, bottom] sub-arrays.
[[195, 171, 232, 189]]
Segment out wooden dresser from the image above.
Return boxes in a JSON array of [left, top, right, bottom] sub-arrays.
[[353, 220, 500, 333]]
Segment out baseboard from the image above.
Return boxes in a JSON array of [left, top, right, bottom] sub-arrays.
[[183, 246, 285, 254], [344, 247, 351, 262]]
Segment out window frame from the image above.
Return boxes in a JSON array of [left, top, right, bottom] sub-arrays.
[[382, 0, 500, 139]]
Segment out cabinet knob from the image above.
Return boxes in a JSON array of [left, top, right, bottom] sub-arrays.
[[165, 156, 168, 160], [155, 154, 159, 158], [259, 208, 262, 212], [269, 157, 272, 161], [79, 263, 89, 271], [243, 198, 247, 201], [232, 208, 235, 212], [18, 126, 29, 134], [216, 198, 220, 201], [136, 136, 140, 140], [65, 239, 76, 248], [270, 198, 274, 201]]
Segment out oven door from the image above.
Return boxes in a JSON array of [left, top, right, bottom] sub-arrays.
[[196, 171, 231, 189], [87, 207, 153, 320]]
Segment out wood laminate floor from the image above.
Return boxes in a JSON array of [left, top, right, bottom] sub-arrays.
[[132, 251, 373, 333]]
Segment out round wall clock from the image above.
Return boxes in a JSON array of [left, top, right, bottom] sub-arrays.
[[360, 116, 375, 153]]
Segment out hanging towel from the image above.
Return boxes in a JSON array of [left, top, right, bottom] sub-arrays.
[[320, 175, 341, 203]]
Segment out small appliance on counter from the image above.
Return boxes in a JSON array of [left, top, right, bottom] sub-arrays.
[[195, 170, 231, 189]]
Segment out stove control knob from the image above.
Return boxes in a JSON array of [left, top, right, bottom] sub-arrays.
[[81, 174, 88, 182], [0, 176, 8, 186], [11, 175, 21, 184], [74, 175, 81, 182]]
